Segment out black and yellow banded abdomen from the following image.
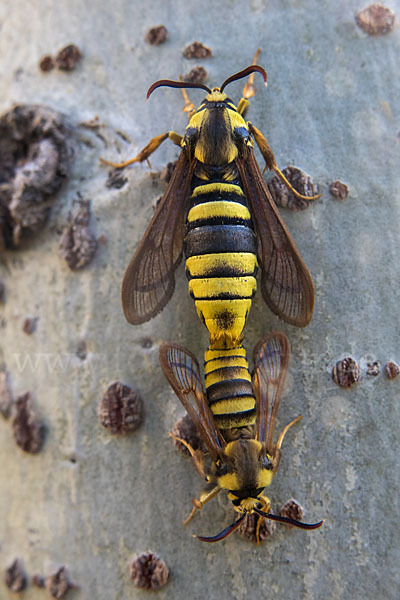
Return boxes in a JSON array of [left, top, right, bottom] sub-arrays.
[[184, 179, 258, 348], [204, 346, 256, 429]]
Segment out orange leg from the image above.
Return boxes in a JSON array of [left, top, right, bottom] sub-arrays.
[[100, 131, 182, 169]]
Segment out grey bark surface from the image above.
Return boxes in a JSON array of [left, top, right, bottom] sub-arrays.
[[0, 1, 399, 598]]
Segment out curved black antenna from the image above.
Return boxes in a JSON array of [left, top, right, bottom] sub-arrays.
[[254, 508, 324, 530], [147, 79, 211, 99], [220, 65, 267, 93], [194, 512, 246, 543]]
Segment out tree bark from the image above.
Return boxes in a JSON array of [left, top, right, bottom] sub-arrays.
[[0, 1, 399, 598]]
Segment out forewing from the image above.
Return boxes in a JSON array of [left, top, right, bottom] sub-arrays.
[[159, 342, 225, 460], [237, 150, 314, 327], [252, 331, 290, 451], [122, 151, 195, 324]]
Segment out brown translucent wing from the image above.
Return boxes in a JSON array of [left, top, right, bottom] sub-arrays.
[[237, 150, 314, 327], [122, 151, 196, 325], [252, 331, 290, 451], [159, 342, 225, 460]]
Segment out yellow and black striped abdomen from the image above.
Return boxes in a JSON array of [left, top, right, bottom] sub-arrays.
[[184, 181, 258, 348], [204, 346, 256, 429]]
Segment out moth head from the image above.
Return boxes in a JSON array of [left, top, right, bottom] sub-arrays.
[[213, 439, 275, 512]]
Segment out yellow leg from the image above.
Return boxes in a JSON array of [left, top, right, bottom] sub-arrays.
[[179, 76, 196, 119], [100, 131, 183, 169], [276, 415, 302, 451], [248, 122, 276, 169], [237, 97, 250, 117], [249, 122, 321, 201], [238, 49, 265, 117], [168, 432, 207, 481], [243, 48, 262, 99], [255, 494, 271, 544], [258, 494, 271, 512], [255, 515, 263, 544], [183, 485, 221, 525], [256, 496, 271, 544]]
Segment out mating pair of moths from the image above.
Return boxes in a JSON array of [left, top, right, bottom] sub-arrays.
[[107, 58, 324, 541]]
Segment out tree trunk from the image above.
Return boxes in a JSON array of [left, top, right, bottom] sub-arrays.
[[0, 1, 399, 598]]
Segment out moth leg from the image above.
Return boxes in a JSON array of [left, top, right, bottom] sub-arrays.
[[237, 48, 262, 117], [179, 77, 197, 119], [237, 98, 250, 117], [100, 131, 183, 169], [242, 48, 262, 99], [258, 494, 271, 513], [255, 515, 263, 544], [248, 122, 321, 201], [255, 494, 272, 544], [276, 415, 302, 451], [168, 432, 207, 481], [247, 121, 321, 200], [183, 485, 221, 525]]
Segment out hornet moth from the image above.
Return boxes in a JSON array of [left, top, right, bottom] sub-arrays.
[[102, 52, 320, 339], [159, 331, 323, 542]]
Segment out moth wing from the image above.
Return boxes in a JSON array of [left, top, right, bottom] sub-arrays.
[[237, 150, 314, 327], [252, 331, 290, 451], [122, 151, 195, 324], [159, 342, 225, 460]]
